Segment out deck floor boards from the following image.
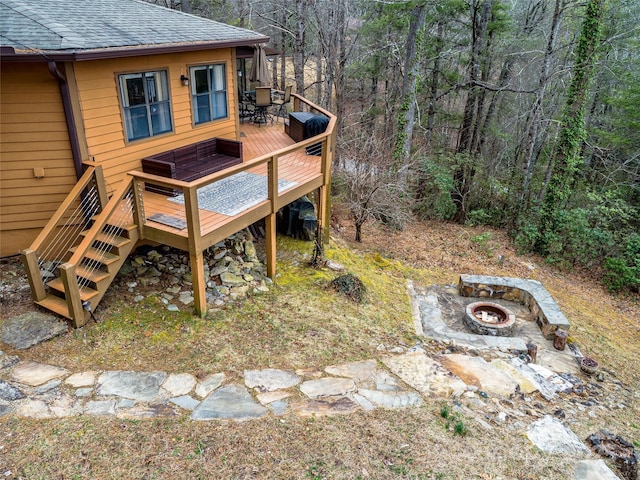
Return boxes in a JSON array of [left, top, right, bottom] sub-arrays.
[[139, 121, 323, 245]]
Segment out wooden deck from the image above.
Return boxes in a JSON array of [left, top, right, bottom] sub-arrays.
[[22, 94, 335, 323], [133, 118, 327, 252]]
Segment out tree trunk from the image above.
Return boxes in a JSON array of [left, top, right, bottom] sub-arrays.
[[518, 0, 564, 219], [426, 20, 444, 143], [451, 0, 494, 223], [293, 0, 307, 96], [394, 2, 427, 186], [537, 0, 606, 252]]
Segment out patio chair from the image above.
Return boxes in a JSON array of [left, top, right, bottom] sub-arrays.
[[239, 90, 255, 123], [253, 86, 273, 126], [272, 85, 293, 123]]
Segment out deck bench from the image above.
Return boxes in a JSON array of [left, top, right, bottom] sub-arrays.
[[458, 274, 571, 340], [142, 138, 243, 195]]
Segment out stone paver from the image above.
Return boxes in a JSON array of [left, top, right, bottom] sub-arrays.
[[299, 377, 356, 399], [85, 399, 117, 416], [268, 400, 288, 415], [382, 353, 467, 397], [170, 395, 200, 411], [195, 373, 225, 398], [2, 312, 68, 350], [526, 415, 591, 455], [256, 390, 291, 405], [15, 399, 52, 419], [291, 397, 359, 417], [324, 359, 377, 382], [244, 368, 300, 392], [0, 379, 26, 401], [357, 389, 423, 408], [191, 384, 268, 421], [574, 460, 622, 480], [65, 371, 97, 388], [117, 403, 181, 419], [439, 354, 519, 397], [162, 373, 197, 397], [97, 371, 166, 401], [50, 394, 83, 418], [490, 359, 539, 394], [11, 361, 69, 387]]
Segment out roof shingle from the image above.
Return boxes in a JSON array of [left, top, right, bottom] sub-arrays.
[[0, 0, 267, 54]]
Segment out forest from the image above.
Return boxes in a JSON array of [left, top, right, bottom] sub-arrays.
[[149, 0, 639, 294]]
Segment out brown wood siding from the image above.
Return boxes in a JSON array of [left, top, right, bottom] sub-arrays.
[[74, 49, 240, 188], [0, 63, 76, 256]]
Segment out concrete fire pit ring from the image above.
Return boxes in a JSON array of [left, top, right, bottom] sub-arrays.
[[463, 301, 516, 337]]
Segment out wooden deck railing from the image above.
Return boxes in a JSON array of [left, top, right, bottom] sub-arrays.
[[21, 165, 108, 302]]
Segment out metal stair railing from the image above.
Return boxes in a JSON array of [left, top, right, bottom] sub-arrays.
[[60, 176, 137, 325], [21, 165, 108, 302]]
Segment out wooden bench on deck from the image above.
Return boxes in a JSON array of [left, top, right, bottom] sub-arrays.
[[142, 138, 243, 195]]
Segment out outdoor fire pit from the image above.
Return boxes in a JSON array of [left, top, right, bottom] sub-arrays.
[[463, 301, 516, 337]]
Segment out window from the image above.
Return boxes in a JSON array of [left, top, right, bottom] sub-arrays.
[[190, 64, 228, 125], [119, 70, 172, 141]]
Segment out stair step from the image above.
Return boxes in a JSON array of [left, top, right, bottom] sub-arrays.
[[82, 231, 131, 249], [75, 265, 110, 283], [47, 277, 99, 302], [70, 246, 119, 266], [36, 295, 71, 319], [90, 220, 137, 236]]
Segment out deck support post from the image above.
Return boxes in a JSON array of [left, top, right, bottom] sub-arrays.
[[130, 176, 146, 238], [190, 251, 207, 318], [317, 185, 329, 247], [265, 212, 277, 279], [184, 186, 207, 318], [265, 155, 279, 280]]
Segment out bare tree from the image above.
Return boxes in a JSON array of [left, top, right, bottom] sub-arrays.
[[335, 131, 410, 242]]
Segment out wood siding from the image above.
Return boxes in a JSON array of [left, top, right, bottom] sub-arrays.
[[1, 48, 241, 256], [0, 63, 76, 256], [74, 49, 240, 190]]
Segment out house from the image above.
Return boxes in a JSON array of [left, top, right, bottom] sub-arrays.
[[1, 0, 335, 326]]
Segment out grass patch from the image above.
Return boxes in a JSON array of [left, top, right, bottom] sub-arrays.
[[16, 237, 416, 374]]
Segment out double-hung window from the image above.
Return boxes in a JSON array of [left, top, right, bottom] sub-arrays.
[[119, 70, 172, 141], [190, 64, 228, 125]]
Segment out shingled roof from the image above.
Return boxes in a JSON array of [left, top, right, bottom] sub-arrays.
[[0, 0, 268, 60]]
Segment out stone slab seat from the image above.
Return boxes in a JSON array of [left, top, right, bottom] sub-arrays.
[[458, 274, 570, 340], [141, 138, 243, 195]]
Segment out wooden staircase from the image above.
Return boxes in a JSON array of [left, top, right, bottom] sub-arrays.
[[22, 166, 141, 327], [35, 223, 138, 324]]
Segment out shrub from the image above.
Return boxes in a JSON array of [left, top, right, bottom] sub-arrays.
[[329, 274, 367, 303], [413, 155, 456, 220], [604, 233, 640, 292]]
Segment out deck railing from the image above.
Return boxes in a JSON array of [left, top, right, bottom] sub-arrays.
[[21, 165, 109, 302], [129, 93, 336, 248]]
